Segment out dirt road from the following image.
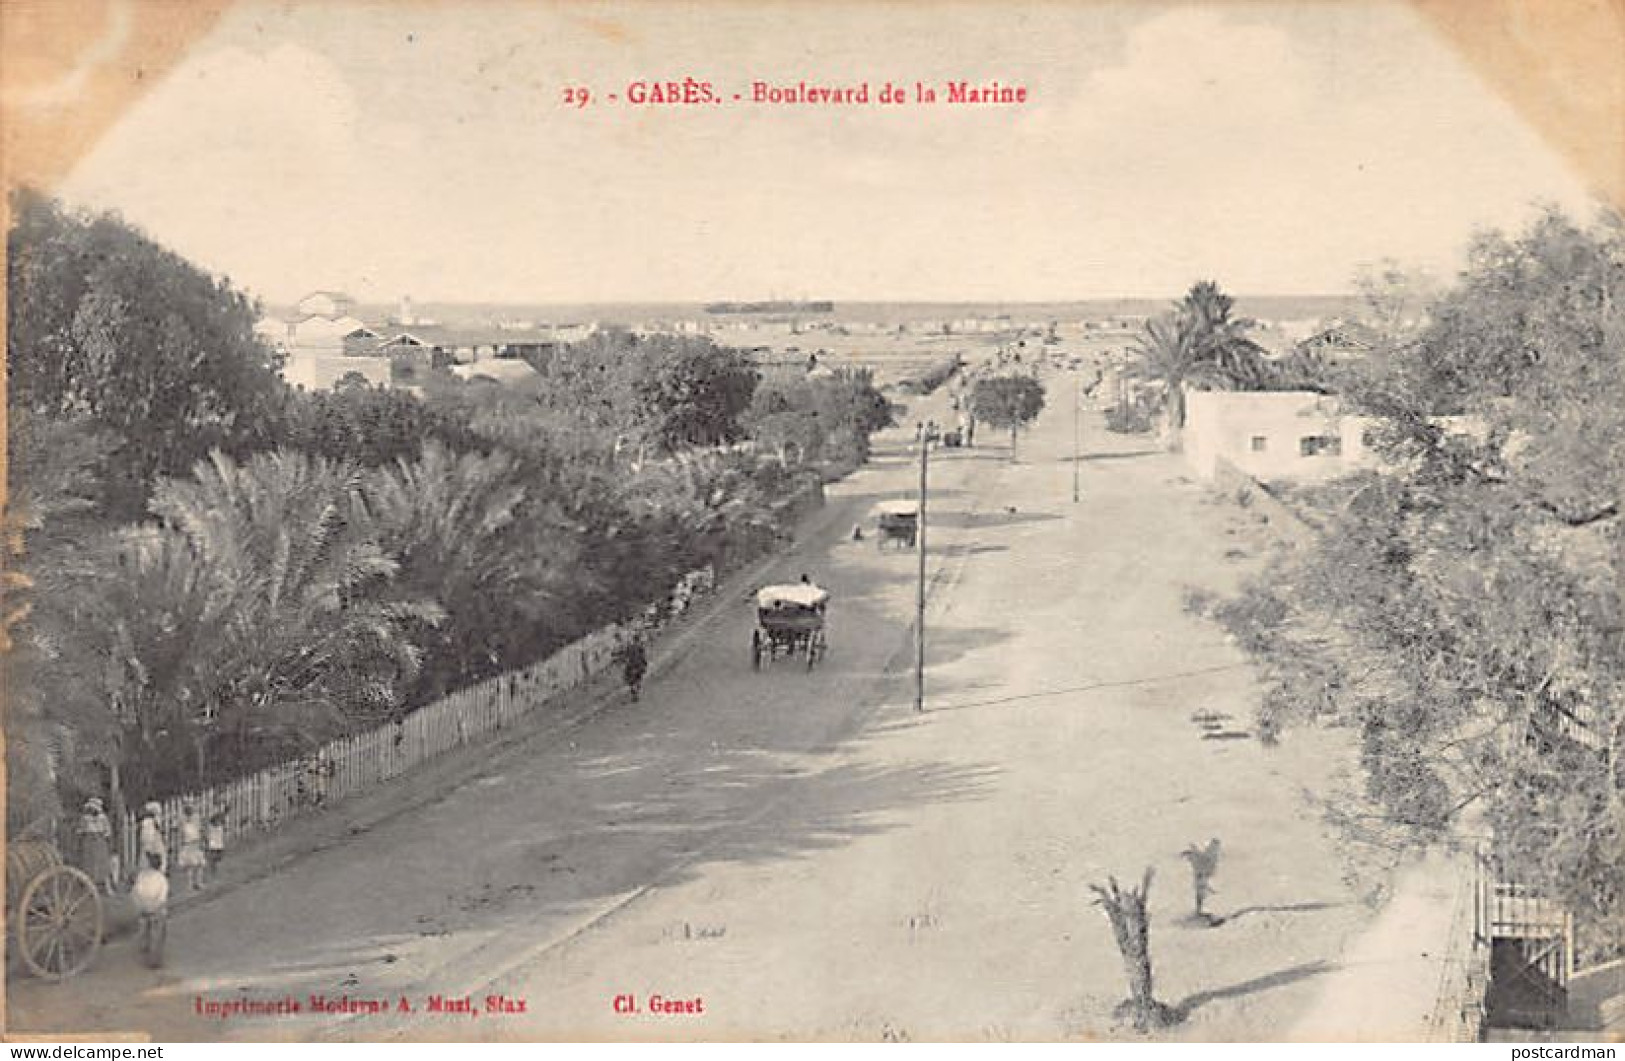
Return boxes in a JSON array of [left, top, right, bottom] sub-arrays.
[[7, 367, 1378, 1041]]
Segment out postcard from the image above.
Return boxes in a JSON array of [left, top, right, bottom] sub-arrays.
[[2, 0, 1621, 1045]]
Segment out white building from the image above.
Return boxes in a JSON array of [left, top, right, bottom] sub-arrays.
[[1182, 390, 1380, 483], [1183, 389, 1482, 484], [296, 290, 356, 319], [282, 352, 392, 392]]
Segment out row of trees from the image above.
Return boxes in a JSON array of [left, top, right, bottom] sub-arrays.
[[1195, 209, 1625, 941], [4, 192, 894, 829]]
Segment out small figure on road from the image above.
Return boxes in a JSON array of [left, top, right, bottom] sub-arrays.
[[205, 809, 227, 883], [617, 635, 649, 702], [131, 851, 168, 968], [76, 798, 114, 894], [137, 801, 167, 876], [177, 800, 206, 892]]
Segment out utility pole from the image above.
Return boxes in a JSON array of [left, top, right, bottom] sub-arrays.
[[914, 433, 929, 712], [1073, 375, 1082, 503]]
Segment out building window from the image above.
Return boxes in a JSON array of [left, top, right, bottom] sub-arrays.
[[1249, 435, 1268, 452], [1299, 435, 1343, 457]]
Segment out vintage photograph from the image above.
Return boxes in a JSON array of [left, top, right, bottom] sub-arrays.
[[2, 0, 1621, 1045]]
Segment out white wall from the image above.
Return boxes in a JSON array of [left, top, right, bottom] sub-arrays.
[[1184, 389, 1377, 483], [283, 352, 393, 392]]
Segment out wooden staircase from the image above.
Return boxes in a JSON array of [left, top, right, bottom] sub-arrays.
[[1477, 859, 1574, 1029]]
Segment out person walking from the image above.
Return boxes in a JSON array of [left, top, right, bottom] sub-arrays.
[[617, 635, 648, 702], [205, 809, 227, 883], [137, 802, 167, 875], [76, 798, 115, 894], [176, 800, 206, 892], [131, 851, 169, 968]]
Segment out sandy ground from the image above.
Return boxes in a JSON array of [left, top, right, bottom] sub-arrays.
[[6, 362, 1387, 1042]]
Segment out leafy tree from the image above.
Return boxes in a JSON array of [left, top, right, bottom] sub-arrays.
[[3, 414, 121, 831], [526, 330, 758, 457], [746, 379, 825, 466], [1202, 208, 1625, 941], [277, 384, 487, 468], [6, 189, 286, 517], [745, 367, 892, 468], [969, 375, 1046, 460], [631, 339, 759, 453]]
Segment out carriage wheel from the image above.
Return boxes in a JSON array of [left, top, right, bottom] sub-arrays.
[[17, 865, 103, 980], [751, 629, 763, 670]]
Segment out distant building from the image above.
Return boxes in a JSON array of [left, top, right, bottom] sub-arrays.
[[749, 349, 817, 381], [282, 352, 393, 392], [1184, 391, 1367, 483], [450, 359, 540, 385], [359, 324, 564, 367], [253, 317, 291, 352], [1296, 320, 1380, 365], [1183, 389, 1479, 483], [296, 290, 356, 319]]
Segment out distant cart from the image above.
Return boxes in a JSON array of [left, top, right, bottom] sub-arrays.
[[875, 501, 919, 550], [751, 583, 829, 671], [7, 840, 103, 980]]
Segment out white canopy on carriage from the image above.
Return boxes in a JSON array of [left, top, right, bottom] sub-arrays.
[[874, 499, 918, 519], [756, 583, 830, 609]]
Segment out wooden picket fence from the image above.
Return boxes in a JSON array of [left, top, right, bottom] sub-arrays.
[[118, 566, 716, 875]]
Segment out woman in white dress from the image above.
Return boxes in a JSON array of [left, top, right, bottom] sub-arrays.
[[176, 800, 206, 892]]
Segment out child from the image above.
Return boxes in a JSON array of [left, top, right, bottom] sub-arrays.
[[205, 809, 227, 882], [131, 850, 169, 916], [131, 851, 168, 967], [176, 800, 206, 892]]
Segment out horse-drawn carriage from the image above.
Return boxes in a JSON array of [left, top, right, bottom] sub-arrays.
[[751, 583, 829, 670], [875, 500, 919, 550], [7, 839, 104, 980]]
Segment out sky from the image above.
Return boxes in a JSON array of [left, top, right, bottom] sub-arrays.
[[53, 0, 1601, 306]]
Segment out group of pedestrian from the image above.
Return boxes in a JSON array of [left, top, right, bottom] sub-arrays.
[[75, 796, 227, 896]]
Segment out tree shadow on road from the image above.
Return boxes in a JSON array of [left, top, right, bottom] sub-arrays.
[[1214, 901, 1345, 925], [1064, 450, 1162, 464], [1173, 960, 1337, 1018], [930, 509, 1062, 529]]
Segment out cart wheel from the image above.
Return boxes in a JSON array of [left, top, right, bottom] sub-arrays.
[[17, 865, 103, 980], [751, 629, 762, 670]]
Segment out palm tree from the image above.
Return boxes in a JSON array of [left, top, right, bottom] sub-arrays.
[[1127, 312, 1225, 438], [140, 449, 444, 783], [1179, 280, 1273, 389], [358, 442, 579, 698]]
